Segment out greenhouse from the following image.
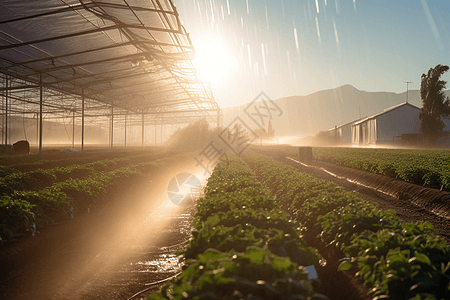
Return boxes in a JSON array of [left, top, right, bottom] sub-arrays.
[[0, 0, 219, 152]]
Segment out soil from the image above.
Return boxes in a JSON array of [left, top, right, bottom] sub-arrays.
[[0, 154, 201, 300]]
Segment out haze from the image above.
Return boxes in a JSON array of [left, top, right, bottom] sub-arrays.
[[174, 0, 450, 108]]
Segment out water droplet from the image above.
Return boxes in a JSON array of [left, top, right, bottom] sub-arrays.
[[315, 17, 321, 44]]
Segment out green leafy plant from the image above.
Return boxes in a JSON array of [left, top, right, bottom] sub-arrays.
[[242, 151, 450, 300]]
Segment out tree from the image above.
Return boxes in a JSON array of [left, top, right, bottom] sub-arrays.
[[419, 64, 450, 144]]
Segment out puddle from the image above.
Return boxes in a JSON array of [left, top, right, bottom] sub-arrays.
[[130, 254, 183, 273], [117, 201, 197, 279]]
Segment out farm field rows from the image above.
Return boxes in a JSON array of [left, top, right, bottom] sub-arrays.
[[150, 152, 450, 300], [306, 147, 450, 190], [242, 152, 450, 300], [150, 155, 328, 300], [0, 148, 182, 243], [2, 146, 449, 300], [0, 148, 199, 300]]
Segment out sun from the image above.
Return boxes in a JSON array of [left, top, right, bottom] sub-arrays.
[[192, 35, 237, 87]]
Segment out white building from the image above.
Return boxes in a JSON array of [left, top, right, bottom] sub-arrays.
[[328, 118, 364, 144], [351, 102, 422, 145]]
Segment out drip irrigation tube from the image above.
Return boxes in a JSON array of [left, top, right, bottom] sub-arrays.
[[126, 272, 182, 300], [287, 156, 450, 221]]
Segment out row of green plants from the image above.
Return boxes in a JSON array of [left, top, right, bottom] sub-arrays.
[[0, 150, 165, 175], [150, 156, 329, 300], [243, 152, 450, 300], [0, 148, 169, 174], [0, 149, 110, 166], [0, 153, 160, 194], [308, 147, 450, 189], [0, 152, 120, 174], [0, 154, 175, 243]]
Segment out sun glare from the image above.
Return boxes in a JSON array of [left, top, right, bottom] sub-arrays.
[[192, 35, 237, 87]]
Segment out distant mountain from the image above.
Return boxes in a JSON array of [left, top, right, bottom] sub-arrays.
[[221, 85, 450, 139]]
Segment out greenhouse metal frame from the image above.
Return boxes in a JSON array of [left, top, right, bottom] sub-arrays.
[[0, 0, 219, 152]]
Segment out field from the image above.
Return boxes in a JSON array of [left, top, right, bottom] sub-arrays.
[[0, 147, 200, 299], [0, 147, 179, 243], [1, 146, 450, 300], [150, 151, 450, 300]]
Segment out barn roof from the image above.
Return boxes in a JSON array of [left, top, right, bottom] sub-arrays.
[[328, 117, 366, 131], [352, 102, 421, 126]]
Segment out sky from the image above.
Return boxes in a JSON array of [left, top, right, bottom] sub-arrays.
[[173, 0, 450, 108]]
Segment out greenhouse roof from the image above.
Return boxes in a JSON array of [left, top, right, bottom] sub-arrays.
[[0, 0, 217, 115]]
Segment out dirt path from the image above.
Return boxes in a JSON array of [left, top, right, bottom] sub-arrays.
[[0, 156, 203, 300]]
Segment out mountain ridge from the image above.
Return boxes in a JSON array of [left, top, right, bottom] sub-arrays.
[[221, 85, 450, 138]]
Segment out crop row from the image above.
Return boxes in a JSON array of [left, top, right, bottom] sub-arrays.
[[309, 147, 450, 189], [0, 149, 119, 167], [149, 156, 329, 300], [0, 152, 165, 195], [0, 154, 178, 243], [243, 152, 450, 300], [0, 149, 169, 175]]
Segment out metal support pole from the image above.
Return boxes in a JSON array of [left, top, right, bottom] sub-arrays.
[[217, 108, 221, 128], [72, 110, 75, 149], [36, 113, 38, 146], [160, 118, 163, 145], [4, 75, 8, 154], [110, 104, 114, 148], [81, 89, 85, 151], [1, 81, 3, 147], [6, 85, 10, 146], [8, 97, 10, 145], [154, 121, 157, 145], [141, 113, 145, 147], [39, 74, 43, 154], [98, 124, 102, 146], [124, 113, 127, 149]]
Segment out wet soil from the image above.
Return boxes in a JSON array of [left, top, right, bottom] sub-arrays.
[[0, 156, 200, 300]]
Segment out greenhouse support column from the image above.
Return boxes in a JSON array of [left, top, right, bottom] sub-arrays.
[[141, 113, 144, 147], [4, 75, 8, 154], [1, 83, 3, 147], [81, 90, 85, 151], [154, 121, 157, 145], [36, 113, 38, 146], [217, 108, 220, 128], [160, 118, 163, 145], [110, 105, 114, 148], [124, 113, 127, 149], [39, 74, 43, 154], [8, 96, 11, 145], [72, 110, 75, 149]]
